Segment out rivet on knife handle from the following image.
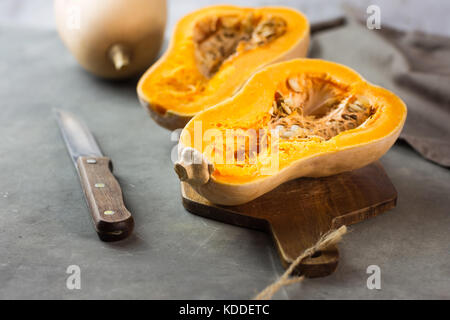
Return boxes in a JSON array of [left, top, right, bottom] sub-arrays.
[[77, 156, 134, 241]]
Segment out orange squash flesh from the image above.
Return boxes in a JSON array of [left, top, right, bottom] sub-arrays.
[[175, 59, 407, 205], [137, 5, 310, 130]]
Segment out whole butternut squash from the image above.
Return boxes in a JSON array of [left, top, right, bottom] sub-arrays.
[[54, 0, 167, 79]]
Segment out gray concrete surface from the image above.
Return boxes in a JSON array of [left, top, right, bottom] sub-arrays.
[[0, 2, 449, 300]]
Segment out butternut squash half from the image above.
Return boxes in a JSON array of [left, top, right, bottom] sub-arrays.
[[137, 5, 310, 130], [175, 59, 407, 205]]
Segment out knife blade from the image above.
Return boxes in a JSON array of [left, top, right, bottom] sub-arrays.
[[55, 109, 134, 241]]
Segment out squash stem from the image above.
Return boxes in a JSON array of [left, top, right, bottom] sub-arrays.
[[109, 44, 130, 70]]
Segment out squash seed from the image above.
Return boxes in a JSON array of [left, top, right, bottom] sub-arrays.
[[281, 103, 292, 114], [287, 77, 302, 92]]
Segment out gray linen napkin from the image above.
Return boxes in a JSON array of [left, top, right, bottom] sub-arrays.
[[310, 18, 450, 167]]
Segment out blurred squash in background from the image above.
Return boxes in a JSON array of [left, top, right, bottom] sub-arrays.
[[54, 0, 167, 79]]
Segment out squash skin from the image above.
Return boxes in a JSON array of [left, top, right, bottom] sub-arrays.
[[138, 96, 192, 131], [175, 59, 407, 205], [137, 5, 310, 130]]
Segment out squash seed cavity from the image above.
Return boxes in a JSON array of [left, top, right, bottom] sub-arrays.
[[193, 13, 287, 78], [269, 74, 375, 141]]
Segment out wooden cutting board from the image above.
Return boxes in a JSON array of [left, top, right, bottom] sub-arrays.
[[181, 161, 397, 278]]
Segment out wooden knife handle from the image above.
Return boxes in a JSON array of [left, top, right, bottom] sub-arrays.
[[77, 156, 134, 241]]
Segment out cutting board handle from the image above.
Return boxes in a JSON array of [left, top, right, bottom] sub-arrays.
[[269, 222, 339, 278]]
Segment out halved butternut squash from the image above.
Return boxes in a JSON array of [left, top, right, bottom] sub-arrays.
[[137, 5, 310, 130], [174, 59, 407, 205]]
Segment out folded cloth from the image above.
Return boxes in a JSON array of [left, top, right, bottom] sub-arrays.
[[310, 17, 450, 167]]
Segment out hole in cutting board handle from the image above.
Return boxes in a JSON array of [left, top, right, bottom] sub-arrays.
[[311, 251, 322, 258]]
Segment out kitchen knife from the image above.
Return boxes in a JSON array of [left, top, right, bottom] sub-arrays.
[[55, 109, 134, 241]]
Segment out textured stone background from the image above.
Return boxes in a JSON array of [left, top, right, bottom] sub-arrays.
[[0, 0, 448, 299]]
